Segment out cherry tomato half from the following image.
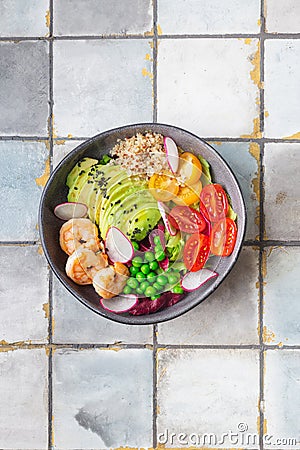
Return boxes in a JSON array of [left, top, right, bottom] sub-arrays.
[[183, 233, 210, 272], [200, 184, 228, 222], [173, 179, 202, 206], [148, 173, 179, 202], [168, 205, 207, 234], [210, 217, 237, 257], [177, 152, 202, 185]]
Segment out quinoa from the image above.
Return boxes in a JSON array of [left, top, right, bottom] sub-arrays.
[[110, 132, 169, 179]]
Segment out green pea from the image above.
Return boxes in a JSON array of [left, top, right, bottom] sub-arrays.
[[167, 274, 180, 285], [141, 264, 150, 275], [102, 154, 111, 164], [131, 241, 139, 251], [145, 286, 156, 297], [147, 272, 156, 282], [149, 260, 159, 271], [173, 285, 184, 294], [140, 281, 150, 292], [136, 287, 144, 295], [151, 295, 160, 301], [123, 286, 132, 295], [153, 235, 161, 245], [132, 256, 143, 267], [144, 251, 155, 262], [155, 251, 165, 262], [130, 265, 140, 276], [153, 282, 162, 291], [157, 275, 168, 286], [136, 272, 145, 282], [127, 278, 139, 289]]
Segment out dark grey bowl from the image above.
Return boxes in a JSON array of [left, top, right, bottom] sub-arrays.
[[39, 123, 246, 325]]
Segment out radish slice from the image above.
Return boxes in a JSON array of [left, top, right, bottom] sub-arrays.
[[164, 136, 179, 174], [157, 202, 177, 236], [149, 228, 165, 249], [54, 202, 87, 220], [181, 269, 218, 292], [100, 295, 138, 313], [105, 226, 134, 263]]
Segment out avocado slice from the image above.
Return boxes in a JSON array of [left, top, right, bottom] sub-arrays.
[[127, 207, 161, 241], [67, 166, 95, 203], [66, 157, 98, 189], [88, 165, 120, 223]]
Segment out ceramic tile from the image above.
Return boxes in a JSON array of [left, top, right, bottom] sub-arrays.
[[264, 40, 300, 138], [53, 140, 85, 168], [0, 0, 49, 37], [210, 141, 260, 240], [0, 140, 49, 241], [264, 247, 300, 346], [53, 40, 153, 137], [53, 348, 153, 448], [54, 0, 153, 36], [157, 349, 260, 448], [158, 0, 260, 35], [0, 41, 49, 135], [0, 246, 49, 344], [265, 0, 300, 33], [157, 38, 260, 138], [158, 247, 259, 345], [264, 143, 300, 240], [0, 349, 48, 449], [264, 350, 300, 448], [52, 278, 153, 344]]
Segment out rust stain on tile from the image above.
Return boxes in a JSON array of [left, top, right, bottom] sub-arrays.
[[145, 53, 152, 61], [240, 116, 262, 139], [37, 245, 44, 256], [142, 67, 153, 80], [244, 38, 252, 45], [264, 110, 269, 117], [263, 326, 276, 343], [144, 27, 154, 37], [35, 157, 50, 187], [54, 139, 66, 146], [250, 41, 261, 88], [42, 302, 50, 319], [257, 19, 261, 26], [276, 191, 287, 204], [157, 24, 163, 35], [278, 341, 283, 348], [67, 133, 73, 138], [283, 131, 300, 139]]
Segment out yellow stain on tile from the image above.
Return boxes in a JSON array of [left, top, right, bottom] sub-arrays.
[[257, 19, 261, 27], [283, 131, 300, 139], [0, 339, 9, 345], [35, 157, 50, 187], [263, 326, 276, 343], [263, 418, 268, 434], [52, 316, 55, 333], [261, 250, 267, 279], [145, 344, 153, 350], [157, 24, 163, 35], [149, 40, 154, 49], [37, 245, 44, 256], [145, 53, 152, 61], [241, 116, 262, 139], [45, 10, 50, 28], [144, 27, 154, 37], [264, 110, 269, 117], [54, 139, 66, 146], [67, 133, 73, 138], [249, 41, 262, 88], [99, 346, 122, 352], [51, 414, 55, 446], [244, 38, 252, 45], [211, 141, 222, 146], [142, 67, 153, 80], [278, 341, 283, 348], [42, 302, 50, 319], [249, 143, 260, 234], [157, 405, 161, 415]]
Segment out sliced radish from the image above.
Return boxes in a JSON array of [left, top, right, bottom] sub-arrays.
[[149, 228, 165, 249], [164, 136, 179, 174], [157, 202, 177, 236], [100, 295, 138, 313], [181, 269, 218, 292], [105, 226, 134, 263], [54, 202, 88, 220]]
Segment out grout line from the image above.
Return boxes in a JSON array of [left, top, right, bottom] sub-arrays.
[[152, 324, 158, 448], [2, 33, 300, 42], [0, 241, 39, 245], [258, 3, 266, 449], [48, 2, 54, 449]]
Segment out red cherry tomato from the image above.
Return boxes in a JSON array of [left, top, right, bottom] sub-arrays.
[[168, 205, 206, 234], [183, 233, 210, 272], [211, 218, 237, 257], [200, 184, 228, 222]]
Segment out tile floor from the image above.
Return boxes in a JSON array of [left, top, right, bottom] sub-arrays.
[[0, 1, 299, 449]]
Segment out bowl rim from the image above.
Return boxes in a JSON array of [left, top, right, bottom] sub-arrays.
[[39, 122, 247, 325]]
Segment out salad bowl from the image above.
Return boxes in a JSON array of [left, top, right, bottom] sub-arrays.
[[39, 123, 246, 325]]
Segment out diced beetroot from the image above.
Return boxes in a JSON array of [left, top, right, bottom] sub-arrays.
[[158, 256, 169, 271], [129, 296, 168, 315]]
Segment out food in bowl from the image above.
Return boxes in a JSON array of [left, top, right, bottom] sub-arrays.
[[55, 132, 238, 316]]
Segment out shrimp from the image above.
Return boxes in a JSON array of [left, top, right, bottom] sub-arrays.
[[66, 247, 108, 285], [93, 262, 129, 299], [60, 218, 101, 256]]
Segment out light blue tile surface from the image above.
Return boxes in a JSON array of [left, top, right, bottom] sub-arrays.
[[264, 247, 300, 345], [0, 0, 49, 37], [53, 348, 153, 448], [54, 0, 153, 36], [158, 0, 261, 34], [264, 350, 300, 447], [0, 349, 48, 449], [0, 141, 49, 240], [0, 41, 49, 135], [53, 40, 153, 137]]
